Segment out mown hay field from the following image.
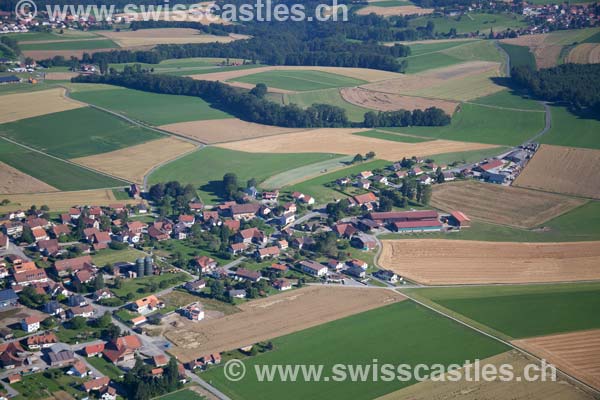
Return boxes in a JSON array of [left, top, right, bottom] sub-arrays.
[[0, 189, 138, 213], [0, 88, 84, 124], [97, 28, 248, 47], [0, 161, 57, 194]]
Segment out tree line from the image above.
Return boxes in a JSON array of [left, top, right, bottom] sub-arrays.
[[363, 108, 451, 127], [511, 63, 600, 111]]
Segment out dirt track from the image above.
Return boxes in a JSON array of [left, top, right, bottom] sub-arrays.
[[513, 329, 600, 391], [165, 286, 405, 363], [379, 239, 600, 285], [0, 88, 85, 124], [377, 350, 596, 400], [431, 180, 585, 228], [216, 128, 496, 161], [71, 137, 197, 183], [340, 87, 459, 115], [0, 162, 58, 194], [514, 145, 600, 200]]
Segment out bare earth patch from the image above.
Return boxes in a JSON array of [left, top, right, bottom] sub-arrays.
[[187, 65, 404, 83], [71, 137, 197, 184], [377, 350, 596, 400], [356, 5, 434, 16], [0, 189, 140, 213], [513, 329, 600, 391], [0, 88, 85, 124], [340, 87, 459, 115], [514, 145, 600, 200], [97, 28, 248, 47], [431, 180, 585, 228], [159, 118, 303, 144], [0, 161, 58, 194], [379, 239, 600, 285], [44, 72, 80, 80], [216, 128, 497, 161], [166, 286, 405, 363]]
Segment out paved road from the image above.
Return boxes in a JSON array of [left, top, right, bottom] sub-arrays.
[[0, 242, 31, 262], [185, 370, 232, 400], [525, 102, 552, 144]]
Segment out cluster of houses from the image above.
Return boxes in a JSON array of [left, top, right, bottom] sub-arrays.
[[461, 144, 537, 185]]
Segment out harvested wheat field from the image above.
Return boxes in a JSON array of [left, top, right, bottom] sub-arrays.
[[340, 87, 459, 115], [97, 29, 248, 47], [217, 128, 495, 161], [567, 43, 600, 64], [514, 145, 600, 200], [72, 137, 197, 183], [360, 61, 502, 101], [500, 34, 562, 68], [513, 329, 600, 391], [431, 180, 585, 228], [159, 118, 303, 143], [377, 350, 596, 400], [44, 72, 79, 80], [0, 162, 58, 194], [0, 88, 84, 124], [379, 239, 600, 285], [166, 286, 405, 363], [356, 5, 434, 16], [0, 189, 139, 213], [188, 65, 403, 83]]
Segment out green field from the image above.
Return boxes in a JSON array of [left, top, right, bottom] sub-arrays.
[[427, 146, 510, 165], [405, 40, 503, 74], [260, 155, 355, 189], [540, 105, 600, 150], [149, 147, 339, 203], [389, 103, 544, 145], [283, 88, 371, 123], [231, 70, 366, 91], [0, 138, 127, 190], [469, 90, 543, 111], [92, 247, 148, 266], [381, 201, 600, 242], [19, 39, 119, 51], [0, 107, 163, 158], [367, 0, 412, 6], [354, 130, 432, 143], [155, 389, 206, 400], [70, 85, 231, 125], [11, 369, 86, 400], [203, 301, 508, 400], [407, 282, 600, 339], [7, 30, 100, 42], [286, 159, 389, 203], [110, 272, 190, 300], [409, 13, 527, 35], [86, 355, 125, 381], [108, 58, 262, 76], [498, 43, 536, 69]]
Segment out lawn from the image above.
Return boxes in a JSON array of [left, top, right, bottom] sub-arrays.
[[380, 201, 600, 242], [202, 301, 508, 400], [148, 147, 339, 203], [111, 272, 190, 300], [92, 247, 148, 266], [498, 43, 536, 69], [155, 389, 206, 400], [231, 70, 366, 92], [406, 282, 600, 339], [70, 86, 231, 126], [86, 355, 125, 380], [11, 369, 86, 400], [409, 13, 527, 35], [286, 159, 390, 203], [469, 90, 544, 111], [56, 323, 103, 344], [354, 130, 432, 143], [540, 105, 600, 150], [19, 39, 119, 50], [389, 103, 545, 145], [0, 138, 127, 190], [0, 107, 164, 158], [284, 88, 371, 123], [407, 40, 479, 57]]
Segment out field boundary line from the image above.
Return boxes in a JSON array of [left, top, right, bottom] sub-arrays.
[[0, 136, 131, 186], [399, 291, 600, 396]]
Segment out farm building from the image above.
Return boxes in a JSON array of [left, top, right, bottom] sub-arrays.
[[448, 211, 471, 228], [392, 220, 443, 233], [0, 75, 21, 84], [299, 260, 328, 277], [369, 210, 439, 224]]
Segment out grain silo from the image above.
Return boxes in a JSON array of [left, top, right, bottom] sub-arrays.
[[144, 256, 153, 276], [136, 257, 145, 278]]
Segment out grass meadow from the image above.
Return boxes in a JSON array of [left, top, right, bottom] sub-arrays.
[[70, 85, 231, 125], [406, 282, 600, 339], [409, 13, 527, 35], [282, 88, 371, 123], [203, 301, 508, 400], [405, 40, 503, 73], [0, 139, 127, 190], [541, 106, 600, 150], [498, 43, 537, 69], [19, 39, 119, 51], [0, 107, 163, 158], [149, 147, 338, 203], [231, 70, 366, 91]]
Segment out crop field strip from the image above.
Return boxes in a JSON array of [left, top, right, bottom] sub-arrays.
[[0, 88, 85, 124], [230, 70, 367, 92]]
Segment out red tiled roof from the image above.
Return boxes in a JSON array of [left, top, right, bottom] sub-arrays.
[[353, 192, 378, 205]]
